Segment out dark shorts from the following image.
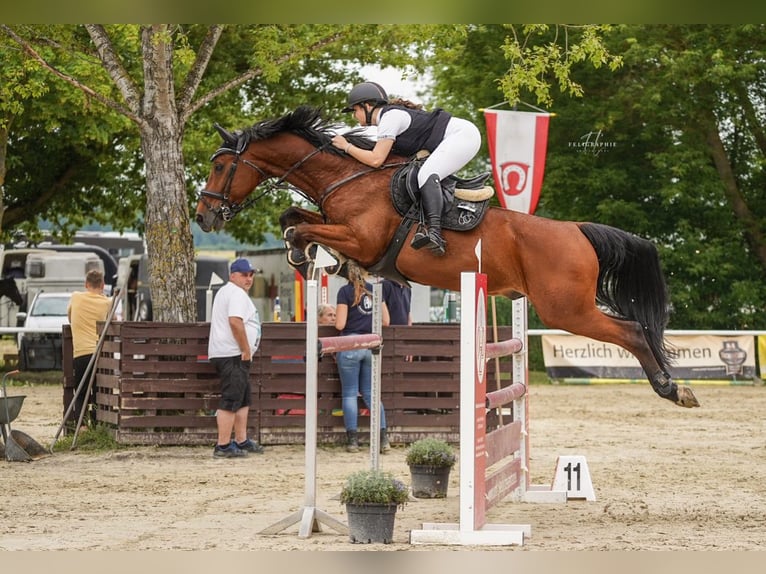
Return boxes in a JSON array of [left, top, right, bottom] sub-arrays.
[[210, 356, 252, 412]]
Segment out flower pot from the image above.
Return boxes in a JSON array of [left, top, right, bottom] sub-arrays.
[[409, 464, 451, 498], [345, 502, 397, 544]]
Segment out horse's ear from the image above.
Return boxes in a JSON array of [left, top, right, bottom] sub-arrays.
[[214, 123, 237, 146]]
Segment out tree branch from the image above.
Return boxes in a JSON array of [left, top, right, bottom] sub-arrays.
[[177, 25, 224, 117], [0, 24, 141, 125], [85, 24, 143, 119], [703, 108, 766, 275], [734, 80, 766, 157], [2, 161, 81, 228], [182, 31, 344, 123]]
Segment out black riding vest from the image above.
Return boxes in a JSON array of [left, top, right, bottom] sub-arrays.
[[379, 105, 452, 156]]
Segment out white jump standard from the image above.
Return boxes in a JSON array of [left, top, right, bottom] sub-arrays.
[[410, 272, 567, 547], [259, 268, 383, 539]]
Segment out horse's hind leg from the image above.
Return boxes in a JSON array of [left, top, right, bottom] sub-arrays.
[[536, 302, 699, 408]]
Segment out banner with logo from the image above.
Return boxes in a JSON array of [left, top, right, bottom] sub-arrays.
[[542, 334, 756, 382], [483, 109, 550, 215]]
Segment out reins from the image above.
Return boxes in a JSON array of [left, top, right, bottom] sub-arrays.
[[317, 160, 408, 211], [200, 134, 409, 221]]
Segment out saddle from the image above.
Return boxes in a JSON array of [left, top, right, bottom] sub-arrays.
[[390, 160, 493, 232], [367, 160, 494, 285]]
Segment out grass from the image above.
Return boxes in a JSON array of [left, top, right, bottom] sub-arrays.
[[51, 424, 123, 453], [1, 370, 62, 387]]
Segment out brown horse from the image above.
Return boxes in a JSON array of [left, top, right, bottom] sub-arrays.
[[196, 106, 699, 408]]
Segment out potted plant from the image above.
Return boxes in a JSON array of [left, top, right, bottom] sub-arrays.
[[405, 437, 457, 498], [339, 469, 409, 544]]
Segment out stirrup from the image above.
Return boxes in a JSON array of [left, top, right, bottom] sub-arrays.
[[411, 225, 431, 250]]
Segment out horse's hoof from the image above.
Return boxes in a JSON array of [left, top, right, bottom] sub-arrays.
[[287, 248, 307, 266], [676, 385, 700, 408]]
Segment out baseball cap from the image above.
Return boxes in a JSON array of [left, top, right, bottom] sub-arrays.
[[230, 258, 255, 274]]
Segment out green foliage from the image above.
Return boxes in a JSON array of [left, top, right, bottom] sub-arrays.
[[339, 469, 409, 508], [405, 438, 456, 468], [4, 24, 765, 329], [498, 25, 623, 108]]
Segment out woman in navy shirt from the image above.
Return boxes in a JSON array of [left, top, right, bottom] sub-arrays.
[[335, 280, 391, 453]]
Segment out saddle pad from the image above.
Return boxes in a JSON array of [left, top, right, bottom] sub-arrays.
[[390, 165, 490, 232]]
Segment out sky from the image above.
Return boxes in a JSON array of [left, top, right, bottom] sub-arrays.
[[358, 64, 430, 104]]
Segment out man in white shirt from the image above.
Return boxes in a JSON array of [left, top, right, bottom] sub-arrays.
[[208, 258, 263, 458]]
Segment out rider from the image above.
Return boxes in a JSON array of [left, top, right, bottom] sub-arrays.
[[331, 81, 481, 256]]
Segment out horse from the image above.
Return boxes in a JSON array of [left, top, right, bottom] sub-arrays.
[[195, 105, 699, 408], [0, 276, 24, 308]]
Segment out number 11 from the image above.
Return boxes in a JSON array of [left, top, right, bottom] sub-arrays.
[[564, 461, 581, 491]]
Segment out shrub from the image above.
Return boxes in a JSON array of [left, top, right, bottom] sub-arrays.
[[340, 469, 409, 508], [405, 437, 457, 468]]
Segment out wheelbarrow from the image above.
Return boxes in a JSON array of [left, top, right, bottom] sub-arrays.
[[1, 370, 50, 462]]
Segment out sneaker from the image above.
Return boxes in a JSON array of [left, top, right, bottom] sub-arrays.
[[236, 439, 265, 454], [213, 441, 247, 458]]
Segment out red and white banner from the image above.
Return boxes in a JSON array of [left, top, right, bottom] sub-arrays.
[[483, 109, 550, 215]]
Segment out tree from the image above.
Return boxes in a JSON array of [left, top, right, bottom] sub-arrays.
[[0, 27, 142, 242], [1, 24, 439, 321], [539, 25, 766, 328], [425, 24, 766, 329]]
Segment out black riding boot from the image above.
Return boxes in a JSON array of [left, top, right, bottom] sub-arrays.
[[411, 174, 446, 256], [346, 430, 360, 453]]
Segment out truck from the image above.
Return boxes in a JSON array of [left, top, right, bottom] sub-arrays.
[[0, 247, 111, 328], [24, 251, 105, 305], [115, 254, 229, 322]]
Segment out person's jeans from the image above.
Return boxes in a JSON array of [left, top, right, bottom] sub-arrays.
[[336, 348, 386, 431]]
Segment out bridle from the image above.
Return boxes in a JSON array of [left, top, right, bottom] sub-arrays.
[[197, 131, 408, 223]]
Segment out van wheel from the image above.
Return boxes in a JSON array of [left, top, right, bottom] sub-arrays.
[[18, 339, 28, 371]]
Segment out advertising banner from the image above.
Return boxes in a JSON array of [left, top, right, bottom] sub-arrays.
[[542, 334, 756, 382]]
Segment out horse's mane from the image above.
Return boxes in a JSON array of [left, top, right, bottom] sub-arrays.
[[241, 105, 375, 155]]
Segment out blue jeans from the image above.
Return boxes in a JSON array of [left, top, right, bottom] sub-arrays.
[[336, 348, 386, 431]]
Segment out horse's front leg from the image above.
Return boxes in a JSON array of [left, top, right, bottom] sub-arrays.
[[292, 222, 365, 262], [279, 206, 324, 242]]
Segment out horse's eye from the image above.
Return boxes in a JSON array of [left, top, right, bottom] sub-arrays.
[[214, 162, 225, 173]]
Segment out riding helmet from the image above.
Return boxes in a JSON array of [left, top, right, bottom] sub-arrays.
[[342, 81, 388, 112]]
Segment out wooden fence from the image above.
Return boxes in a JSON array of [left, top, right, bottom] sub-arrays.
[[62, 322, 515, 446]]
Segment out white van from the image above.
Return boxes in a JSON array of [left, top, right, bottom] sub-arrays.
[[16, 291, 73, 371]]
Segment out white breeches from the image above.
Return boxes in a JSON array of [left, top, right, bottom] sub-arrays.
[[417, 117, 482, 187]]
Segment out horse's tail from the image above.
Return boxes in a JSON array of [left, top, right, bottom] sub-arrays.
[[578, 222, 671, 371]]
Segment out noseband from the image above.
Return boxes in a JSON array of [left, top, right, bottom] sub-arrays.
[[197, 146, 270, 222]]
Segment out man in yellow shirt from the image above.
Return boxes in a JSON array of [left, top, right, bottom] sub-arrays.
[[67, 269, 113, 428]]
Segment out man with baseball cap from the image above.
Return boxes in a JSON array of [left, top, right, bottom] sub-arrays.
[[208, 258, 263, 457]]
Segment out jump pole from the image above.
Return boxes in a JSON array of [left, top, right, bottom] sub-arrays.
[[260, 249, 382, 539]]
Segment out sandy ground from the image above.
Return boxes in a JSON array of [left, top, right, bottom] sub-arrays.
[[1, 382, 765, 551]]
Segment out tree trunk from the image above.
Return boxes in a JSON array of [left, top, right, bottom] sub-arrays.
[[702, 109, 766, 276], [139, 26, 196, 323], [140, 122, 197, 323]]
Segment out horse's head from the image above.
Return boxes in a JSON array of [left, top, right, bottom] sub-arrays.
[[195, 124, 268, 232], [196, 106, 374, 232]]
